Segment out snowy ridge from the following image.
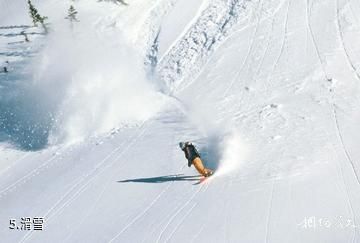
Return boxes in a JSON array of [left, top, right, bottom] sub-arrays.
[[157, 0, 285, 93], [131, 0, 178, 53]]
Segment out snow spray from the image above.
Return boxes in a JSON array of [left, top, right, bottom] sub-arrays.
[[214, 130, 249, 177], [29, 20, 164, 145]]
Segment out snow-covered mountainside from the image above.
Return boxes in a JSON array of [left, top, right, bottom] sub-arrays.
[[1, 0, 360, 242]]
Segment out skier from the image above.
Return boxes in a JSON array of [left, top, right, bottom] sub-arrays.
[[2, 61, 8, 73], [179, 142, 213, 177]]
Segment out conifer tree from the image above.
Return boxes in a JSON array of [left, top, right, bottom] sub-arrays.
[[27, 0, 49, 33], [65, 5, 79, 25], [36, 14, 48, 33], [117, 0, 128, 5], [98, 0, 128, 6], [27, 0, 39, 26]]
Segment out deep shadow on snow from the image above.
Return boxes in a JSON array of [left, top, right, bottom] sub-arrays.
[[0, 25, 61, 151], [0, 70, 55, 151], [0, 91, 54, 151], [198, 134, 222, 172]]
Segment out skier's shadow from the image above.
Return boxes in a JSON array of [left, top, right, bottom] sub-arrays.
[[117, 174, 201, 184]]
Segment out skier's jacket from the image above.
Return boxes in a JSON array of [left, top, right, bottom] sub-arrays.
[[182, 144, 200, 167]]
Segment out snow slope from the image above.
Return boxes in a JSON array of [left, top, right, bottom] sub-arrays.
[[1, 0, 360, 242]]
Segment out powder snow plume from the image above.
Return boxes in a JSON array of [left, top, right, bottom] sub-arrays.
[[29, 18, 165, 145]]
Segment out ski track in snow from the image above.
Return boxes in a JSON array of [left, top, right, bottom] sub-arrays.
[[0, 152, 30, 177], [335, 0, 360, 81], [331, 103, 360, 243], [108, 182, 172, 243], [305, 0, 331, 81], [20, 122, 151, 243], [309, 3, 360, 239], [328, 5, 360, 241], [0, 146, 65, 198], [329, 109, 357, 243], [222, 0, 265, 97], [164, 202, 198, 243], [253, 14, 276, 91], [266, 0, 291, 89], [155, 183, 210, 243], [108, 161, 188, 242], [264, 179, 276, 243], [332, 105, 360, 186], [63, 125, 171, 242]]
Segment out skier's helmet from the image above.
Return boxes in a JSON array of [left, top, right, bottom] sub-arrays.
[[179, 142, 186, 150]]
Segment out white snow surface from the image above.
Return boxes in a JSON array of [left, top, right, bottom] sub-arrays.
[[1, 0, 360, 242]]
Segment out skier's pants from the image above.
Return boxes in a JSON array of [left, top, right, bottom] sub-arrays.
[[192, 157, 212, 177]]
